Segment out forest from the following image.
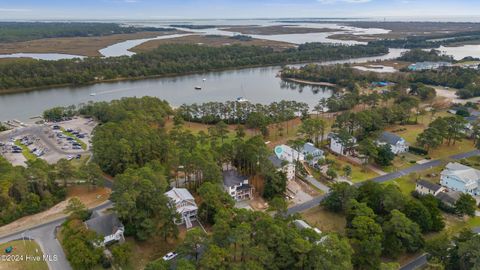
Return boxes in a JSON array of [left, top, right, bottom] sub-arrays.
[[368, 30, 480, 49], [397, 49, 454, 62], [0, 22, 173, 43], [0, 43, 388, 92]]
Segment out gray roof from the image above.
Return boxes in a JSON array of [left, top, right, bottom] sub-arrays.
[[85, 213, 123, 237], [378, 131, 404, 145], [223, 170, 248, 187], [435, 191, 462, 205], [465, 115, 479, 123], [473, 227, 480, 234], [303, 143, 324, 156], [268, 155, 285, 168], [416, 179, 442, 192]]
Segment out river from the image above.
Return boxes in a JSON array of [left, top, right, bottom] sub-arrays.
[[0, 49, 406, 121]]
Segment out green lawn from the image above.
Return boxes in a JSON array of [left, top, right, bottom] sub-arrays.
[[0, 240, 48, 270], [14, 140, 37, 162], [60, 128, 87, 150], [301, 206, 347, 235], [331, 158, 379, 183]]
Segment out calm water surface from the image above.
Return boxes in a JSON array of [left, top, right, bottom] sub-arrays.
[[0, 49, 406, 121]]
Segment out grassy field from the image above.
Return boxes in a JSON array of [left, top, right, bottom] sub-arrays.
[[14, 140, 36, 162], [0, 240, 48, 270], [132, 34, 295, 53], [0, 31, 184, 57], [301, 206, 347, 235], [330, 157, 379, 183]]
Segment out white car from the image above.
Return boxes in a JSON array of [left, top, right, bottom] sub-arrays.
[[162, 252, 178, 261], [67, 155, 74, 161]]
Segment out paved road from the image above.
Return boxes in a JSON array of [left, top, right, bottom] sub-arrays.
[[303, 175, 331, 193], [400, 254, 428, 270], [0, 201, 112, 270]]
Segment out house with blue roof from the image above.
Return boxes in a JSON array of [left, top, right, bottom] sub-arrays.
[[302, 142, 325, 166], [440, 162, 480, 196]]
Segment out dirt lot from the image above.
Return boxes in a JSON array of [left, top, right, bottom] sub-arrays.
[[0, 186, 110, 238], [287, 179, 320, 206], [0, 31, 185, 57], [220, 25, 341, 35], [131, 34, 296, 52]]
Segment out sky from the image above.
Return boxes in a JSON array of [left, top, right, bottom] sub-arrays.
[[0, 0, 479, 20]]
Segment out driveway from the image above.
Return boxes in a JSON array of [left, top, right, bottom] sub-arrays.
[[302, 175, 330, 193]]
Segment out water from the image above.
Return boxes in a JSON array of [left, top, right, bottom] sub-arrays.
[[0, 53, 85, 61], [438, 45, 480, 60], [100, 33, 193, 57], [0, 49, 406, 121]]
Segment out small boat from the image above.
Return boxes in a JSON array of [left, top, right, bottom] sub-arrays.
[[194, 86, 202, 90], [203, 78, 207, 81], [89, 93, 96, 96], [236, 97, 248, 103]]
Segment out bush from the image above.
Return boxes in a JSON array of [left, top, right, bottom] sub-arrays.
[[409, 146, 428, 155]]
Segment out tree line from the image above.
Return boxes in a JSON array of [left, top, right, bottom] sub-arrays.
[[0, 156, 103, 226], [0, 43, 388, 92], [0, 22, 173, 43]]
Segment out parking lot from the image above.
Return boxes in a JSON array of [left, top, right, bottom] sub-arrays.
[[0, 117, 96, 166]]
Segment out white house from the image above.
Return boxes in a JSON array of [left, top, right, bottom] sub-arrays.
[[274, 144, 304, 163], [165, 188, 198, 229], [329, 133, 357, 156], [377, 131, 409, 155], [223, 170, 254, 201], [302, 142, 325, 166], [415, 179, 444, 196], [85, 211, 125, 246], [268, 155, 295, 181], [440, 162, 480, 196]]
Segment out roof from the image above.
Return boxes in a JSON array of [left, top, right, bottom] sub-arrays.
[[442, 162, 480, 187], [416, 179, 442, 192], [435, 191, 462, 205], [268, 155, 286, 168], [303, 142, 324, 156], [465, 115, 479, 123], [165, 188, 195, 204], [293, 219, 312, 230], [223, 170, 248, 187], [85, 213, 123, 237], [378, 131, 404, 145], [473, 227, 480, 234]]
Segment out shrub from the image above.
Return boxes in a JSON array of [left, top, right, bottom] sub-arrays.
[[409, 146, 428, 155]]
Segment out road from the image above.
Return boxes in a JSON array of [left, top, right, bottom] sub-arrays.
[[399, 254, 428, 270], [0, 201, 112, 270]]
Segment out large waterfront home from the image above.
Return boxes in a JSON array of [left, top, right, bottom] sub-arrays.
[[223, 170, 254, 201], [440, 162, 480, 196], [165, 188, 198, 229]]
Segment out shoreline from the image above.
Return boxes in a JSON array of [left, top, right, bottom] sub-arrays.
[[282, 77, 337, 87], [0, 52, 389, 96]]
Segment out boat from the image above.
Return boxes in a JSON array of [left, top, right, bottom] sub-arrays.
[[203, 78, 207, 81], [236, 97, 248, 103], [89, 93, 96, 96], [194, 86, 202, 90]]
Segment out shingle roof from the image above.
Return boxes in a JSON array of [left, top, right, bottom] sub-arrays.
[[435, 191, 462, 205], [378, 131, 404, 145], [223, 170, 248, 187], [303, 143, 324, 156], [417, 179, 442, 192], [85, 213, 123, 237], [268, 155, 285, 168]]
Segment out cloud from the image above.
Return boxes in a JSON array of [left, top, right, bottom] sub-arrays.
[[317, 0, 371, 3]]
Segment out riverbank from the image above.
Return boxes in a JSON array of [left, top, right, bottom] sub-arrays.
[[0, 31, 186, 57], [282, 78, 337, 87], [0, 49, 392, 96]]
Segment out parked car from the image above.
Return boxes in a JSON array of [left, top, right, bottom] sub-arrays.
[[76, 154, 82, 159], [67, 155, 74, 161], [162, 252, 178, 261]]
